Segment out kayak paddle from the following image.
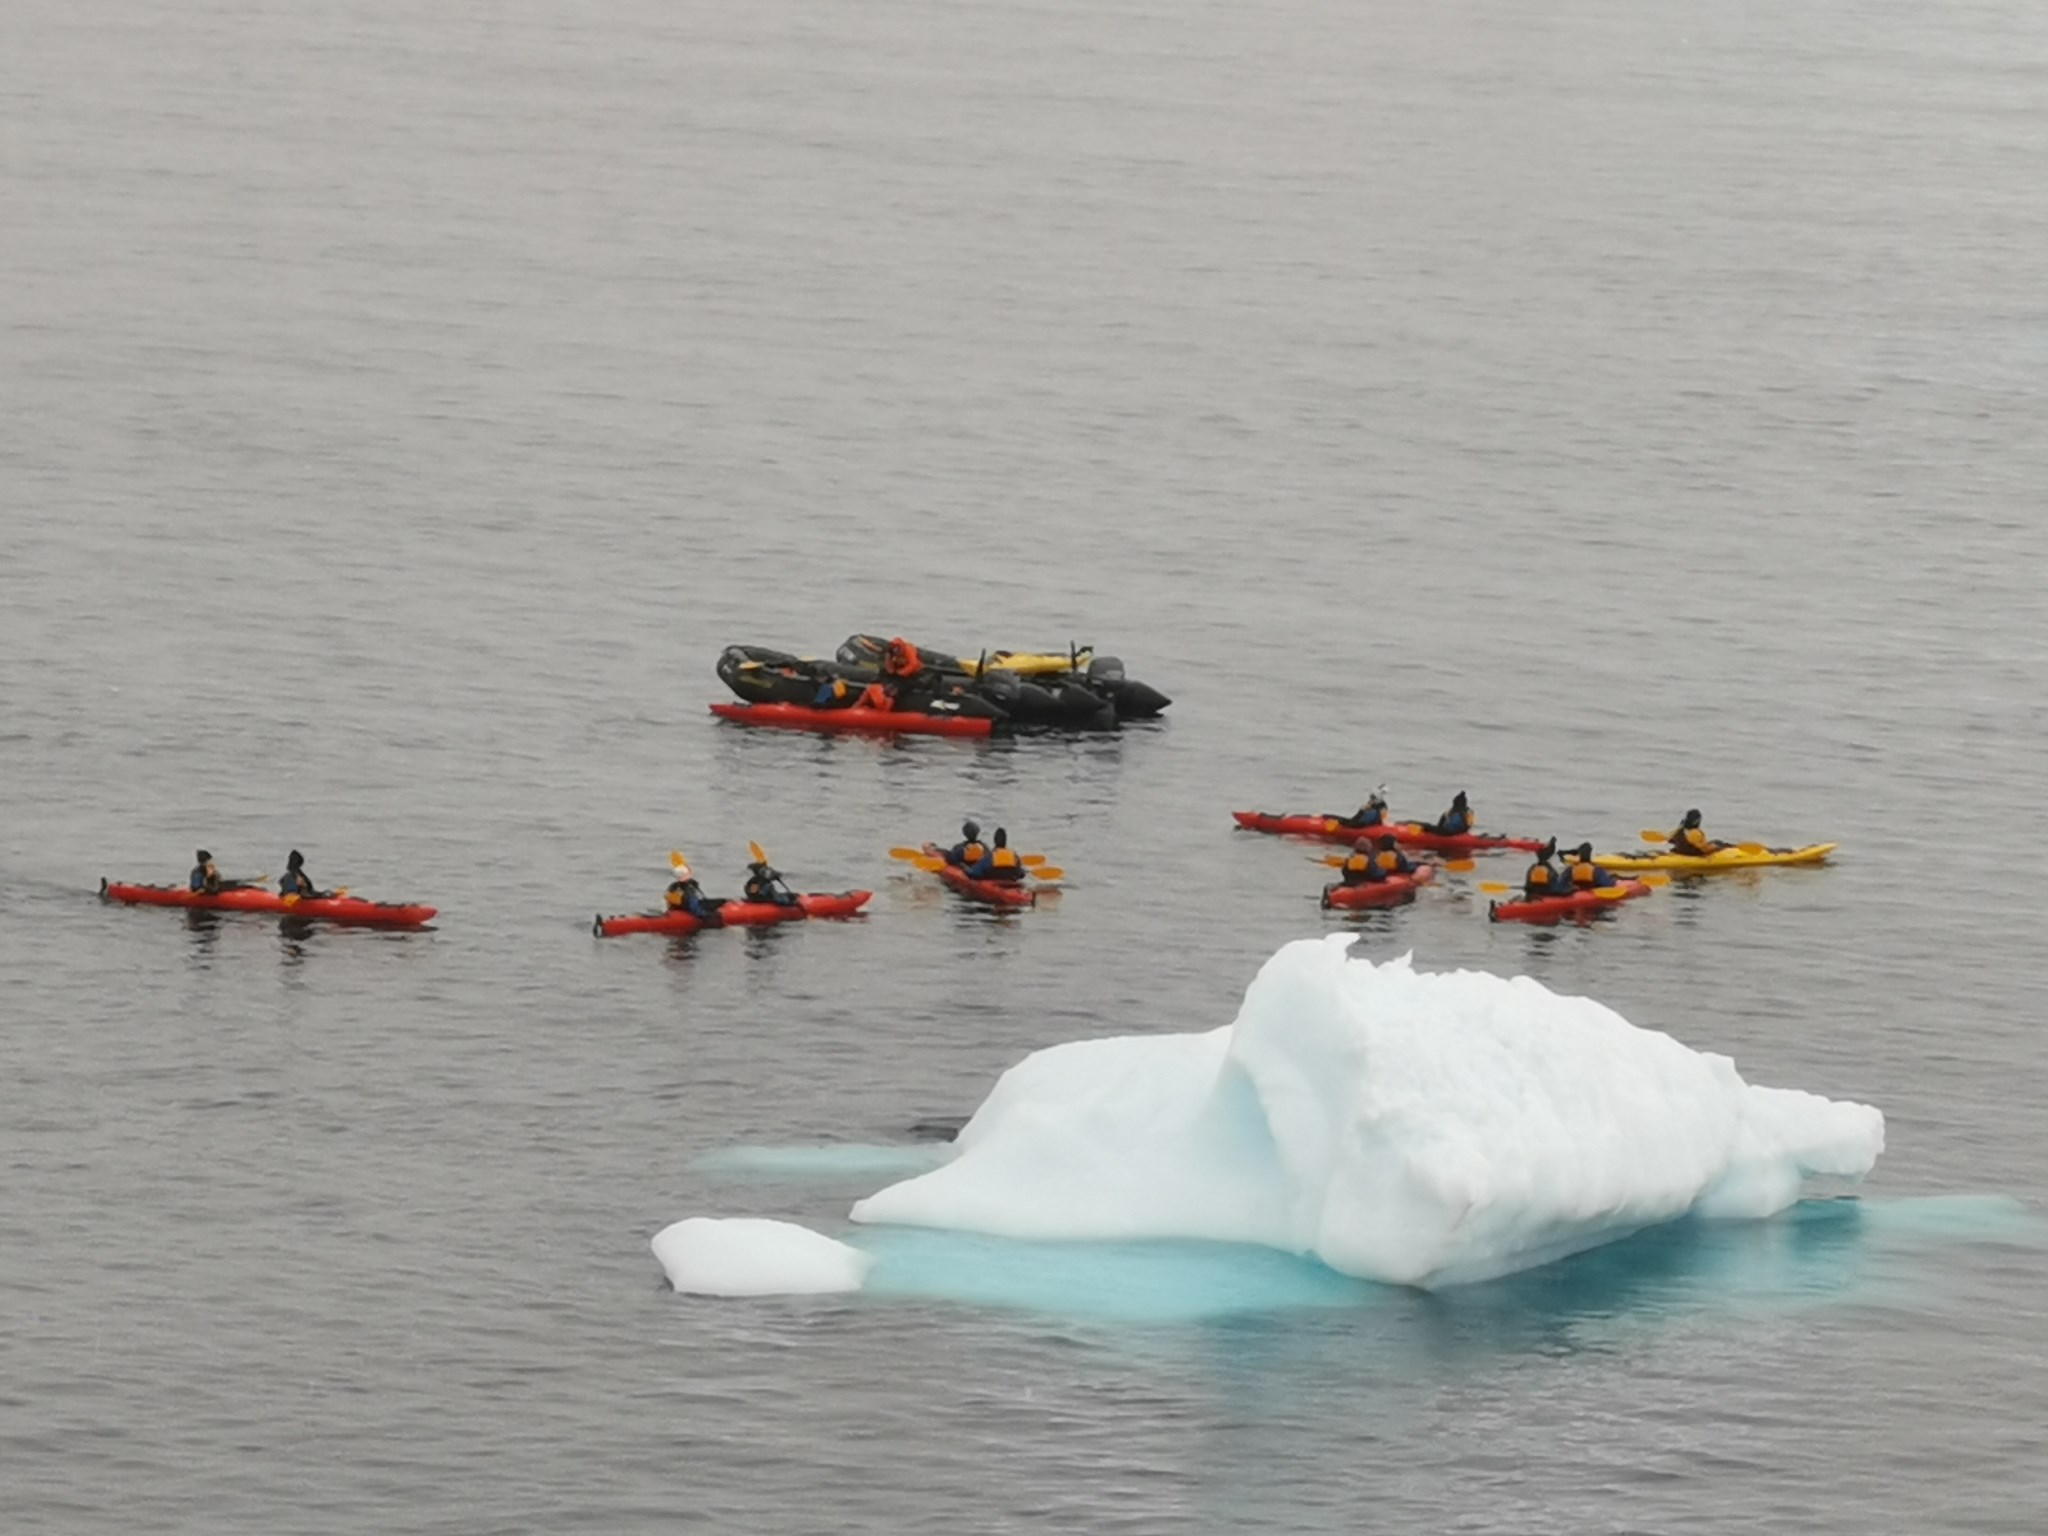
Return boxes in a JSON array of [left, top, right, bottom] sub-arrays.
[[282, 886, 350, 907]]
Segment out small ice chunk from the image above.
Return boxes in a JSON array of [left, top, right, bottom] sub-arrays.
[[651, 1217, 871, 1296]]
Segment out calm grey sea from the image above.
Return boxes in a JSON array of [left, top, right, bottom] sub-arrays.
[[5, 1, 2046, 1531]]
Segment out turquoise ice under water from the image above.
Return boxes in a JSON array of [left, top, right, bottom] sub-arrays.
[[691, 1135, 2038, 1326]]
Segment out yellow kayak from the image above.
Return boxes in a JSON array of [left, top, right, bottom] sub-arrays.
[[1591, 843, 1838, 872], [960, 648, 1092, 678]]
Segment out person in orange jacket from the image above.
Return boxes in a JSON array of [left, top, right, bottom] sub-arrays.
[[1668, 810, 1724, 857], [1337, 838, 1388, 887], [1521, 839, 1562, 900], [1560, 842, 1618, 889]]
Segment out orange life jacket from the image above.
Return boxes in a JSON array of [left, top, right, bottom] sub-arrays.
[[991, 847, 1021, 871], [857, 682, 894, 710], [884, 638, 921, 678], [1374, 849, 1403, 874], [1570, 861, 1597, 887], [1527, 863, 1555, 889], [1343, 852, 1373, 876]]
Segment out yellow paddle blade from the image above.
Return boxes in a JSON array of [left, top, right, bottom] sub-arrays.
[[748, 841, 768, 865], [333, 887, 350, 899], [1030, 866, 1064, 881], [888, 847, 928, 861], [1592, 885, 1633, 900], [670, 850, 688, 869], [282, 892, 300, 907], [912, 855, 946, 872], [1640, 829, 1671, 843], [1021, 853, 1047, 866], [1637, 873, 1671, 886], [1479, 882, 1514, 894], [1443, 858, 1475, 873]]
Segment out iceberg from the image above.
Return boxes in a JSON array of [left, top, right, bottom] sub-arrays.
[[651, 1217, 871, 1296], [850, 936, 1884, 1289]]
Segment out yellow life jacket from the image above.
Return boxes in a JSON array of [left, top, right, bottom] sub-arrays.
[[1570, 862, 1597, 887], [959, 842, 986, 865], [991, 848, 1021, 871], [1527, 863, 1554, 889], [1344, 852, 1373, 876], [1374, 849, 1402, 873]]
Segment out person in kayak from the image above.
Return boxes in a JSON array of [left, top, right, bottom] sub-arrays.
[[664, 863, 725, 926], [1431, 791, 1474, 837], [810, 675, 898, 711], [1560, 842, 1618, 889], [190, 850, 221, 895], [742, 859, 799, 908], [1521, 839, 1563, 900], [968, 827, 1028, 884], [1370, 834, 1419, 878], [1334, 792, 1389, 830], [1668, 810, 1724, 857], [278, 850, 323, 899], [1337, 839, 1389, 886], [934, 820, 986, 868]]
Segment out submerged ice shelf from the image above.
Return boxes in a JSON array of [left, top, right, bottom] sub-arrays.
[[659, 936, 1885, 1297]]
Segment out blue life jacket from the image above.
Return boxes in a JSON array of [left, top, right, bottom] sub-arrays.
[[280, 869, 312, 896], [190, 866, 208, 892]]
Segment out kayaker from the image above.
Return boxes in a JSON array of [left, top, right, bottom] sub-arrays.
[[930, 820, 986, 868], [1668, 810, 1723, 857], [1338, 839, 1388, 886], [882, 637, 924, 681], [1561, 842, 1618, 889], [1334, 793, 1389, 830], [1371, 835, 1418, 878], [1521, 839, 1563, 899], [969, 827, 1029, 884], [743, 859, 799, 908], [278, 850, 322, 899], [664, 863, 725, 926], [189, 850, 221, 895], [1431, 791, 1474, 837]]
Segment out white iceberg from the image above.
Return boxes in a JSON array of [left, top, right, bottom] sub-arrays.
[[851, 936, 1884, 1289], [650, 1217, 871, 1296]]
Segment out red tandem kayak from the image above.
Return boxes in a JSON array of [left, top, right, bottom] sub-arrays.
[[709, 701, 995, 738], [933, 863, 1036, 908], [1232, 810, 1546, 855], [595, 889, 872, 938], [1320, 863, 1437, 910], [101, 880, 436, 928], [1488, 880, 1652, 924]]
